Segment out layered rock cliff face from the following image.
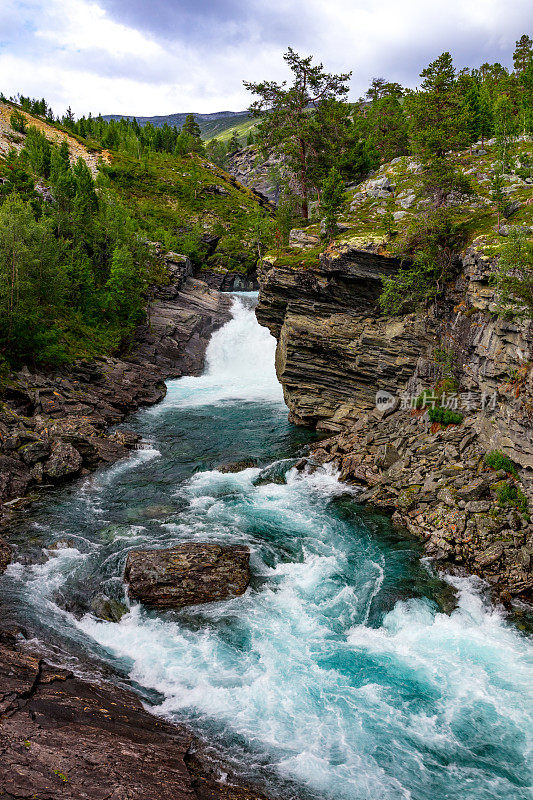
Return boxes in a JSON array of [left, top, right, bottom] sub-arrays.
[[256, 241, 533, 601], [256, 241, 429, 430]]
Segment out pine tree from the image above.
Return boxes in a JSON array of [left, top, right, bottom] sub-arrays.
[[320, 167, 345, 237], [182, 114, 202, 139], [9, 110, 27, 134], [63, 106, 75, 129], [227, 130, 241, 152], [405, 52, 469, 205], [493, 94, 517, 170], [513, 34, 533, 75], [0, 148, 37, 206], [244, 48, 351, 218], [364, 88, 408, 162], [478, 82, 494, 146]]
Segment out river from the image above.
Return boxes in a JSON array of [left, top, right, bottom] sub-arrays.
[[2, 293, 532, 800]]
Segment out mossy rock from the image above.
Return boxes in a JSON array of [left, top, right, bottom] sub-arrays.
[[396, 484, 422, 510]]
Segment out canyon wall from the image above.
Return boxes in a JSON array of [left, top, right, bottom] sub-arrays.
[[256, 239, 533, 601]]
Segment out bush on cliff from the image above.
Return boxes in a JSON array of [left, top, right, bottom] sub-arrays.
[[427, 407, 464, 426], [494, 228, 533, 319], [484, 450, 518, 477]]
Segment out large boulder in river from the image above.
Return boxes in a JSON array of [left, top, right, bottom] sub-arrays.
[[124, 543, 250, 609]]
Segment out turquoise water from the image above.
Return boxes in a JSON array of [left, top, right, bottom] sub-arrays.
[[3, 295, 532, 799]]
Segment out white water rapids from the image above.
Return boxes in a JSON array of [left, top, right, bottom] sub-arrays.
[[4, 295, 533, 800]]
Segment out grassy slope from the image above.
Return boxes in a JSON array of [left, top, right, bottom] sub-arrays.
[[100, 151, 267, 274], [0, 101, 267, 277], [271, 139, 533, 268], [0, 105, 268, 365], [0, 101, 108, 175], [205, 117, 258, 143]]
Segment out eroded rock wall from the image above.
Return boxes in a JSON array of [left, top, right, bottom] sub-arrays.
[[256, 242, 430, 429], [256, 241, 533, 600]]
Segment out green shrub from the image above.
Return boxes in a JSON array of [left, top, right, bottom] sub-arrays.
[[415, 389, 436, 409], [427, 406, 464, 425], [484, 450, 518, 477], [495, 481, 528, 514], [10, 110, 27, 134]]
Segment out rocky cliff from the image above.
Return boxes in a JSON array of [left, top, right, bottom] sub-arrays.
[[256, 238, 533, 602], [0, 623, 273, 800], [225, 146, 283, 205], [256, 241, 431, 429]]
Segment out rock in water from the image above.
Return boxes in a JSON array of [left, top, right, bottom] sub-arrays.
[[124, 543, 250, 608], [90, 593, 128, 622]]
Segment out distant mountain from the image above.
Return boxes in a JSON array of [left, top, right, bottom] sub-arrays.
[[101, 110, 251, 140]]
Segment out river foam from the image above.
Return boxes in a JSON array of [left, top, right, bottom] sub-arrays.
[[4, 294, 532, 800]]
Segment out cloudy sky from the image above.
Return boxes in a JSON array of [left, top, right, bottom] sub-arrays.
[[1, 0, 532, 118]]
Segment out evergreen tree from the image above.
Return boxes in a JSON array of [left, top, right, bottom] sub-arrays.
[[405, 52, 469, 205], [50, 142, 76, 236], [478, 82, 494, 146], [9, 110, 27, 134], [22, 126, 52, 178], [174, 130, 203, 156], [227, 130, 241, 152], [0, 195, 65, 357], [63, 105, 75, 129], [513, 34, 533, 75], [519, 59, 533, 134], [320, 167, 345, 237], [106, 245, 143, 322], [496, 228, 533, 317], [0, 149, 38, 207], [182, 114, 202, 139], [244, 48, 351, 218], [490, 167, 507, 230], [364, 87, 409, 161], [205, 138, 227, 167], [493, 94, 517, 170]]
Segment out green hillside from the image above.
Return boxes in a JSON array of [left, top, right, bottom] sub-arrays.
[[102, 110, 252, 140], [206, 116, 258, 143]]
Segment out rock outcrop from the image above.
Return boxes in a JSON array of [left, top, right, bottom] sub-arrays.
[[133, 275, 232, 377], [311, 410, 533, 601], [225, 146, 283, 205], [0, 625, 273, 800], [256, 237, 533, 601], [256, 241, 426, 429], [125, 543, 250, 608]]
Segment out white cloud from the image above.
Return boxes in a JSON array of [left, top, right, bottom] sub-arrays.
[[0, 0, 531, 117]]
